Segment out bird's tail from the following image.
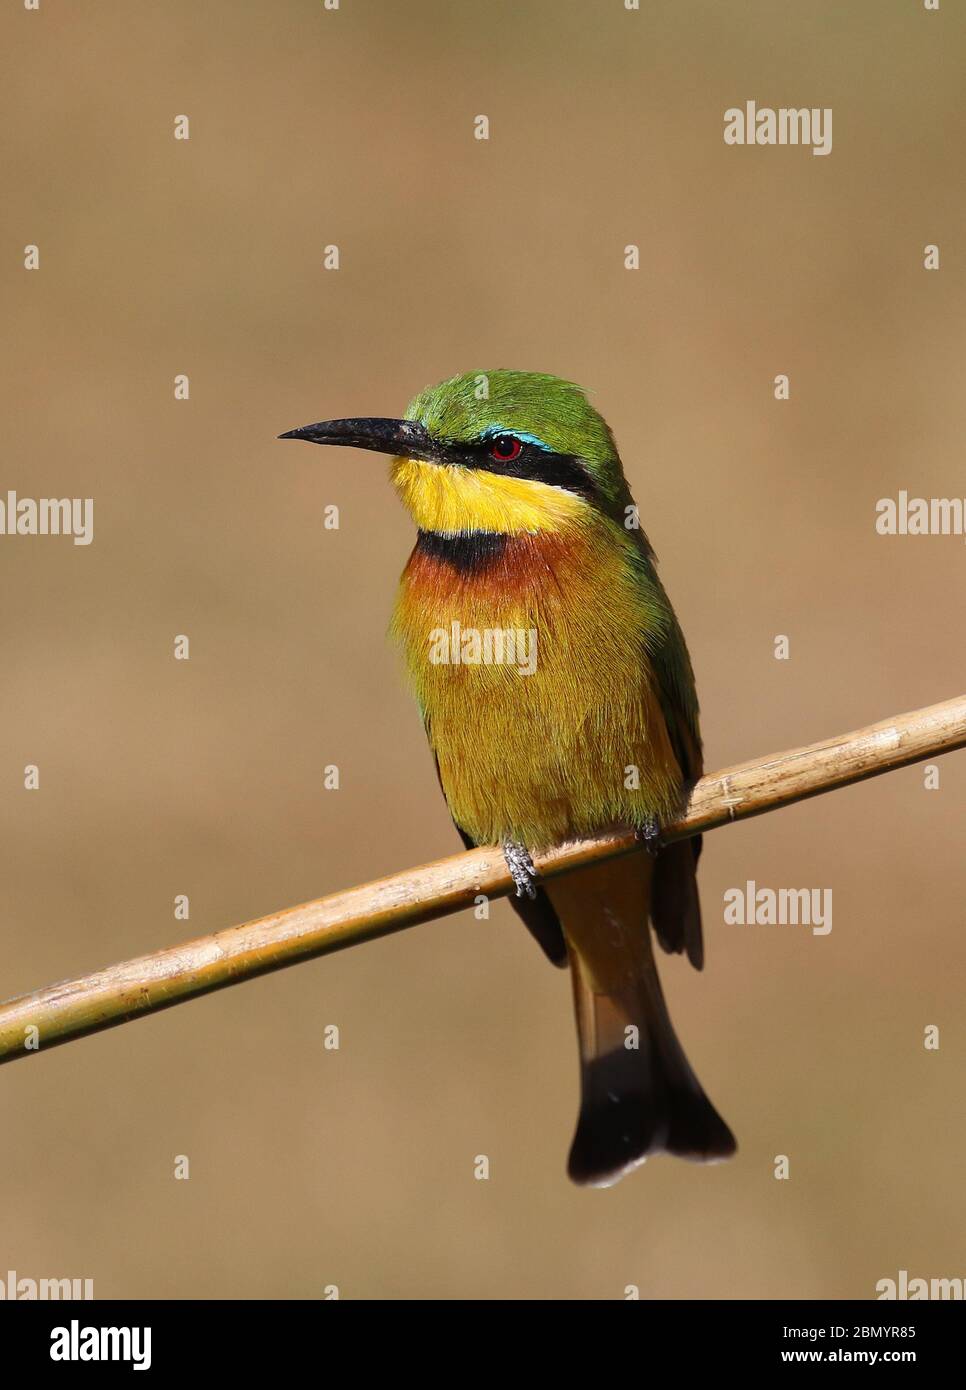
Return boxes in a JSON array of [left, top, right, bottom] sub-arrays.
[[544, 852, 736, 1186]]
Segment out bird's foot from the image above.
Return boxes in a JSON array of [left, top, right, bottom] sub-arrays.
[[503, 841, 539, 899], [636, 815, 663, 857]]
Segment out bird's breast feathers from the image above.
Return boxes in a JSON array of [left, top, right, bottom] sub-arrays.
[[391, 518, 683, 847]]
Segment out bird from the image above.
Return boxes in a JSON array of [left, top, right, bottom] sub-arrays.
[[280, 369, 736, 1185]]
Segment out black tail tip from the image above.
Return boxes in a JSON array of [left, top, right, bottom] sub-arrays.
[[567, 1088, 737, 1188]]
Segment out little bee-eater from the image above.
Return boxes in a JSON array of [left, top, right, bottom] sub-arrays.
[[281, 370, 736, 1185]]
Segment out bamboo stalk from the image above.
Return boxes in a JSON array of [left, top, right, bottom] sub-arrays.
[[1, 694, 963, 1066]]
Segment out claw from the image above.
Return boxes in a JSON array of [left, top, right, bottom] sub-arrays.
[[636, 815, 662, 857], [503, 841, 539, 899]]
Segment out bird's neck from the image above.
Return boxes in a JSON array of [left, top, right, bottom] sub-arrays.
[[395, 520, 629, 626], [412, 529, 510, 575], [392, 456, 590, 536], [405, 525, 588, 595]]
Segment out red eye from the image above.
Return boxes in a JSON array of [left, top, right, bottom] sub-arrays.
[[489, 435, 522, 463]]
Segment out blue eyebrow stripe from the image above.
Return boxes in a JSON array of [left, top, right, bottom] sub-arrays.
[[480, 425, 554, 452]]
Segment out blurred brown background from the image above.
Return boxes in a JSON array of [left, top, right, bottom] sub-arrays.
[[1, 0, 963, 1300]]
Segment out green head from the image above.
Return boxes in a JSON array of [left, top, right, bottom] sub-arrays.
[[280, 369, 631, 535], [406, 369, 624, 499]]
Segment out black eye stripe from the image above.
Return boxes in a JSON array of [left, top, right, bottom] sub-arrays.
[[473, 440, 598, 500], [424, 434, 599, 501]]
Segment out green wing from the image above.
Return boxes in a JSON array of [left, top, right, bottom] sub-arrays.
[[624, 518, 705, 970]]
